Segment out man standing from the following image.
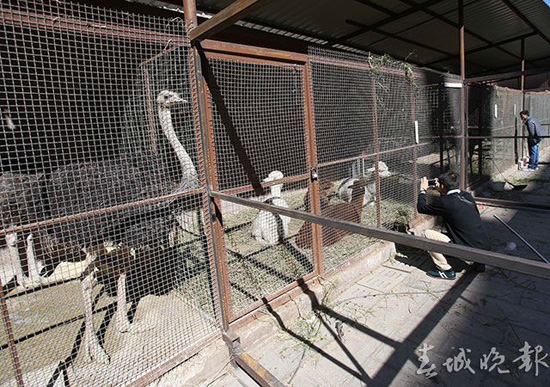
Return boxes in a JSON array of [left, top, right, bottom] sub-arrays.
[[417, 171, 489, 280], [520, 110, 543, 171]]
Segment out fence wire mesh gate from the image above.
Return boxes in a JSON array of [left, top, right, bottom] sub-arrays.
[[1, 2, 220, 386], [1, 2, 549, 386]]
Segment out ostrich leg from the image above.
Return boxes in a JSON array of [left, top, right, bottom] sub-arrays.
[[116, 267, 153, 333], [25, 234, 44, 286], [81, 249, 109, 364], [6, 232, 31, 288]]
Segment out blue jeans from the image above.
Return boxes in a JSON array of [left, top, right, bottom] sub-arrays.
[[528, 142, 539, 169]]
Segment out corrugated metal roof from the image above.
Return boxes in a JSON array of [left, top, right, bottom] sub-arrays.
[[190, 0, 550, 76]]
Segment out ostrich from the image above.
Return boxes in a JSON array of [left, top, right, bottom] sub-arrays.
[[0, 171, 46, 289], [297, 179, 367, 249], [338, 161, 391, 206], [251, 171, 291, 245], [43, 90, 198, 364], [303, 180, 333, 213]]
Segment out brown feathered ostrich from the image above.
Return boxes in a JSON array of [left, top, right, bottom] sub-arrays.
[[296, 179, 367, 249]]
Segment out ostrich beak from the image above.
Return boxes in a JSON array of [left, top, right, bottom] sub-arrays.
[[170, 96, 187, 106]]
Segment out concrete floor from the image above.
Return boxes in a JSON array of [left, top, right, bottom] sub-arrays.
[[212, 152, 550, 386]]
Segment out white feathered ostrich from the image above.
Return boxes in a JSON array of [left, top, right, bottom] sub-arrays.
[[1, 109, 45, 288], [1, 172, 45, 288], [251, 171, 291, 245], [338, 161, 392, 206], [41, 90, 198, 364]]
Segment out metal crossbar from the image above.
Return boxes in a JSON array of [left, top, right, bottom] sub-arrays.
[[212, 191, 550, 280]]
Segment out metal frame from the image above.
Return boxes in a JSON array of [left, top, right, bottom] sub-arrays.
[[2, 1, 548, 385], [189, 0, 274, 42], [212, 192, 550, 280]]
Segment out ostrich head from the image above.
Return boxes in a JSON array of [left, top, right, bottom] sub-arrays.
[[264, 171, 284, 197], [157, 90, 187, 108]]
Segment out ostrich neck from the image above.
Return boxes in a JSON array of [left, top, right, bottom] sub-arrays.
[[158, 107, 198, 184], [270, 184, 282, 198]]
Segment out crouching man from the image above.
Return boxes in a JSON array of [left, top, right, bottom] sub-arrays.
[[417, 171, 488, 280]]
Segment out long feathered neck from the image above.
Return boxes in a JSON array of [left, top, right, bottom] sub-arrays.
[[270, 184, 282, 198], [158, 106, 198, 187]]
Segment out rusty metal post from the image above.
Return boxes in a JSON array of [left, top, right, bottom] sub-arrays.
[[458, 0, 467, 189], [371, 80, 381, 227], [183, 0, 233, 329], [478, 89, 484, 177], [303, 62, 324, 275], [520, 38, 526, 166], [438, 85, 445, 174], [411, 83, 418, 218], [1, 281, 24, 387]]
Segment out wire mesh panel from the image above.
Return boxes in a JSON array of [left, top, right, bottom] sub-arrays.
[[203, 55, 313, 317], [309, 48, 425, 270], [467, 86, 522, 181], [221, 180, 314, 315], [1, 2, 218, 385], [526, 91, 550, 149]]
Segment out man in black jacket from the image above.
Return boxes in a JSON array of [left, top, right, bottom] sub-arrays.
[[417, 171, 489, 280], [520, 110, 543, 171]]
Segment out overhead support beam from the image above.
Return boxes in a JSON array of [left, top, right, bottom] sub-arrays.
[[354, 0, 397, 16], [468, 54, 550, 77], [345, 19, 485, 72], [345, 19, 453, 56], [465, 68, 550, 84], [425, 32, 538, 66], [500, 0, 550, 46], [189, 0, 274, 42], [331, 0, 446, 46], [398, 0, 522, 61]]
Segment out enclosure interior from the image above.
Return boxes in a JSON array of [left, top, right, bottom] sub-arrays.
[[1, 1, 549, 386]]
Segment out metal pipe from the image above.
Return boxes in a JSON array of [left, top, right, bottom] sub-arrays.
[[234, 345, 285, 387], [211, 191, 550, 279], [184, 0, 233, 328], [0, 280, 25, 387], [459, 0, 467, 189], [304, 62, 325, 275], [0, 188, 204, 238], [476, 197, 550, 212], [493, 215, 549, 264]]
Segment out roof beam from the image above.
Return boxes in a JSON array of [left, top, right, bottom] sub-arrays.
[[331, 0, 446, 46], [354, 0, 397, 17], [425, 32, 538, 66], [397, 0, 521, 60], [468, 54, 550, 77], [500, 0, 550, 46], [465, 68, 550, 84], [189, 0, 273, 42], [346, 19, 453, 56]]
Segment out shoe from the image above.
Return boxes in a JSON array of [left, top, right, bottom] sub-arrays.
[[522, 168, 536, 172], [427, 269, 456, 280], [470, 263, 485, 273]]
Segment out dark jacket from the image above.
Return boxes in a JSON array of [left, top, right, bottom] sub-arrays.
[[525, 117, 543, 145], [417, 190, 491, 251]]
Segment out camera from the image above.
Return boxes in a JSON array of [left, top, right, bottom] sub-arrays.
[[428, 179, 438, 187]]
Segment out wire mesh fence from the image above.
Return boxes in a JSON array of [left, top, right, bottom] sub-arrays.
[[308, 48, 457, 271], [202, 54, 314, 318], [2, 1, 546, 385], [526, 90, 550, 149], [1, 2, 219, 386]]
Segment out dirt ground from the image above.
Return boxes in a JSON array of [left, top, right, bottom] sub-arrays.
[[209, 151, 550, 386]]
